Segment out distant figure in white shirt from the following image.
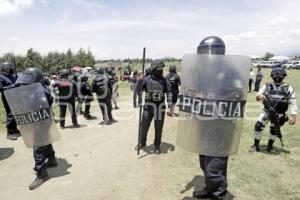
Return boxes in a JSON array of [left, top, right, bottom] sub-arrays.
[[249, 68, 255, 92]]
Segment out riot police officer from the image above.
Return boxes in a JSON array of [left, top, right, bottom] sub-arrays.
[[165, 65, 181, 116], [55, 69, 80, 128], [7, 68, 59, 190], [92, 67, 117, 125], [107, 68, 119, 109], [176, 36, 249, 200], [136, 60, 172, 154], [0, 62, 21, 140], [250, 68, 297, 154], [193, 37, 229, 200], [79, 74, 94, 119]]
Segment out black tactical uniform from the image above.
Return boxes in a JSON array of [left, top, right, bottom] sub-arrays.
[[165, 65, 181, 116], [92, 67, 116, 125], [10, 68, 58, 190], [55, 69, 79, 128], [131, 70, 141, 108], [107, 69, 119, 109], [193, 36, 230, 200], [0, 62, 21, 140], [79, 75, 94, 119], [136, 60, 172, 154]]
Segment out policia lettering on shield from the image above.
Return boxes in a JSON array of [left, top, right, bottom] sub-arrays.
[[177, 36, 251, 200]]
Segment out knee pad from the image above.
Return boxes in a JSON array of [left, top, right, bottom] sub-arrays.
[[255, 121, 264, 132]]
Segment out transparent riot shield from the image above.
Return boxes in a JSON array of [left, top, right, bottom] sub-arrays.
[[177, 54, 251, 156], [4, 83, 60, 148]]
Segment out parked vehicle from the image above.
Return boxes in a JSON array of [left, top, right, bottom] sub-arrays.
[[257, 61, 269, 68], [268, 61, 282, 69], [294, 63, 300, 70], [282, 61, 300, 69]]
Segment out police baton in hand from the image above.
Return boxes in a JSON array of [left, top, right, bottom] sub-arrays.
[[137, 47, 146, 155]]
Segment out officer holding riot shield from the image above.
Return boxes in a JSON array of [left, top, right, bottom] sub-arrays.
[[0, 62, 21, 140], [177, 36, 251, 199], [4, 67, 61, 190], [250, 68, 297, 154], [136, 60, 172, 154], [165, 65, 181, 116], [92, 67, 117, 125], [55, 69, 80, 128]]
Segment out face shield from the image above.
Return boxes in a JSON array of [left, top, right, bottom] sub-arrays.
[[15, 72, 37, 85]]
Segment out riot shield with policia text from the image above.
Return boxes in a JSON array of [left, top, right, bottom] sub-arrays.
[[4, 83, 60, 148], [177, 54, 251, 156]]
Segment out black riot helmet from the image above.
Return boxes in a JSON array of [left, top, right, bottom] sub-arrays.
[[0, 62, 15, 75], [15, 67, 44, 84], [59, 69, 70, 78], [94, 67, 105, 74], [150, 60, 165, 77], [107, 68, 113, 75], [80, 74, 88, 82], [197, 36, 225, 55], [169, 65, 177, 73], [271, 68, 287, 84]]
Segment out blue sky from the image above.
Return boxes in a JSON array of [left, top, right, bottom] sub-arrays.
[[1, 0, 300, 59]]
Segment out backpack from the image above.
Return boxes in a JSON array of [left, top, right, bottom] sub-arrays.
[[58, 80, 73, 98], [167, 74, 178, 90], [94, 77, 107, 96]]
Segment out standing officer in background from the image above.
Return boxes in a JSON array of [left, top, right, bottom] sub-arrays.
[[136, 60, 172, 154], [107, 68, 119, 110], [130, 70, 140, 108], [92, 67, 117, 125], [249, 68, 297, 154], [79, 74, 94, 119], [0, 62, 21, 140], [165, 65, 181, 116], [55, 69, 80, 128], [254, 67, 263, 92], [177, 36, 251, 200]]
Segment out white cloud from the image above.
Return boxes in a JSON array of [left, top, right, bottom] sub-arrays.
[[40, 0, 49, 7], [8, 36, 20, 41], [269, 17, 289, 25], [0, 0, 33, 16]]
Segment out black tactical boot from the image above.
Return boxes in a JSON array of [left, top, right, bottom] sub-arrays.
[[7, 133, 17, 140], [193, 190, 211, 199], [249, 139, 260, 153], [154, 146, 161, 155], [108, 119, 118, 125], [73, 124, 80, 128], [45, 157, 58, 168], [84, 114, 92, 120], [13, 129, 21, 137], [266, 140, 279, 155], [29, 168, 49, 190]]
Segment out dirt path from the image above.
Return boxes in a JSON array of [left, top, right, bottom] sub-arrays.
[[0, 92, 204, 200]]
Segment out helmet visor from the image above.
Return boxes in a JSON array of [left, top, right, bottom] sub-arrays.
[[15, 72, 36, 84]]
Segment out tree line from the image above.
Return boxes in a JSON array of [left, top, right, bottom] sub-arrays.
[[0, 48, 96, 74]]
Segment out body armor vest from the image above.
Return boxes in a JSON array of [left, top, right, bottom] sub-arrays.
[[145, 76, 165, 103], [265, 82, 289, 114]]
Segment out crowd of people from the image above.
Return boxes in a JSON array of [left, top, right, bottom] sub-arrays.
[[0, 36, 297, 200]]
